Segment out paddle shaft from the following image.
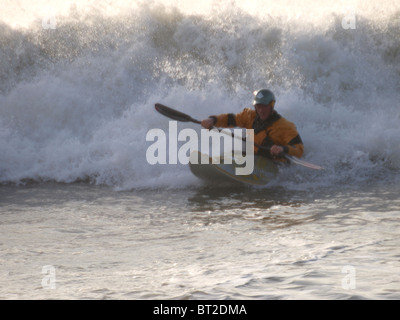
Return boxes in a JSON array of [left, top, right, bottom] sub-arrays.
[[212, 124, 323, 170]]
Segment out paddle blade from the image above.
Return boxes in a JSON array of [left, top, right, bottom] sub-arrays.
[[284, 155, 324, 170], [155, 103, 201, 124]]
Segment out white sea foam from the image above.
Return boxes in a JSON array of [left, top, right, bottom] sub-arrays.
[[0, 0, 399, 189]]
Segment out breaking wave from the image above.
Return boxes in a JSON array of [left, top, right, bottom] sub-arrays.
[[1, 0, 399, 189]]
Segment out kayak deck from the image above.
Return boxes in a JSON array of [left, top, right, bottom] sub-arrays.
[[189, 151, 278, 186]]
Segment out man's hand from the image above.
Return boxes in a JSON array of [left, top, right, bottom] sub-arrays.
[[201, 118, 215, 129], [270, 145, 284, 157]]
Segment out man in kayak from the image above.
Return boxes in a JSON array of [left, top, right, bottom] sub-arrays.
[[201, 89, 304, 159]]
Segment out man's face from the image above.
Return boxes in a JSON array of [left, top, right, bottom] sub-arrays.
[[255, 102, 274, 121]]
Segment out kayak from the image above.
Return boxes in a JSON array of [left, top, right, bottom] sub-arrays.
[[189, 151, 279, 186]]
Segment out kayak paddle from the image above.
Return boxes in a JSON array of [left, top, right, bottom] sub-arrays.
[[154, 103, 323, 170]]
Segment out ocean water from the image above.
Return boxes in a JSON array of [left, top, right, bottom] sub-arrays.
[[1, 182, 399, 300], [1, 0, 400, 299]]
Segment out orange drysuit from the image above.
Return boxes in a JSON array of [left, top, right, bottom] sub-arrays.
[[210, 108, 304, 159]]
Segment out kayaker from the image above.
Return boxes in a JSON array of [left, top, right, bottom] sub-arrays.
[[201, 89, 304, 159]]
